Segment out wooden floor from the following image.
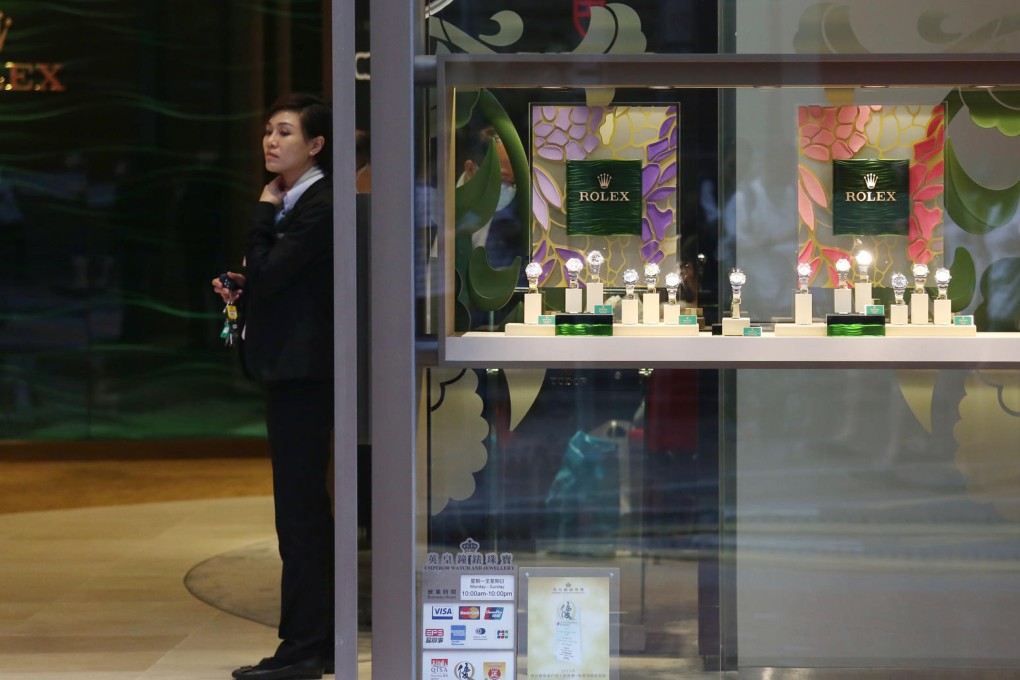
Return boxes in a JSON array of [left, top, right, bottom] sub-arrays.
[[0, 441, 273, 514]]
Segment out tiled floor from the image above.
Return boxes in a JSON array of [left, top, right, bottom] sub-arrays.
[[0, 496, 370, 680]]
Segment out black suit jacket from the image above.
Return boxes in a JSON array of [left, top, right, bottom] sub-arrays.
[[241, 177, 334, 383]]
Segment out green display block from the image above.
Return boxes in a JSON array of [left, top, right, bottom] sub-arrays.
[[554, 313, 614, 336], [954, 315, 974, 326], [743, 327, 762, 337], [826, 313, 886, 336]]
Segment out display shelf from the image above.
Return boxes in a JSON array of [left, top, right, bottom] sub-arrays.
[[442, 332, 1020, 368]]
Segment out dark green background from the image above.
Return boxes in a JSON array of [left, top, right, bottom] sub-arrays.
[[832, 159, 910, 236]]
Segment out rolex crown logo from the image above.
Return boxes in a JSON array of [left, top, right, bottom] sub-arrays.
[[863, 172, 878, 190], [0, 11, 12, 53], [597, 173, 611, 189]]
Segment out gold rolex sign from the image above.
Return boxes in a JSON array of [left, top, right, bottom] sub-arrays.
[[0, 10, 65, 91], [566, 159, 642, 236], [832, 159, 909, 236]]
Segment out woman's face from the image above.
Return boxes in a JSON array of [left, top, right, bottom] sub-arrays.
[[263, 110, 323, 183]]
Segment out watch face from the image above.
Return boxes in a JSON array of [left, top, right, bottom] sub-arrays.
[[728, 269, 746, 287], [622, 268, 639, 285], [586, 250, 604, 268], [644, 262, 660, 278], [565, 257, 584, 274], [835, 258, 851, 273], [855, 250, 873, 267], [525, 262, 544, 279], [912, 263, 929, 278], [665, 272, 681, 288], [891, 272, 908, 289], [797, 263, 812, 277], [934, 267, 951, 284]]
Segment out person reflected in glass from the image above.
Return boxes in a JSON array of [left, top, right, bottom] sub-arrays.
[[212, 93, 335, 680]]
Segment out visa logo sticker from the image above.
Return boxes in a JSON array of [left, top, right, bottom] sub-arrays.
[[431, 606, 453, 619]]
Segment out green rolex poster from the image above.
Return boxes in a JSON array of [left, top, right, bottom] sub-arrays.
[[565, 159, 643, 236], [832, 159, 910, 236]]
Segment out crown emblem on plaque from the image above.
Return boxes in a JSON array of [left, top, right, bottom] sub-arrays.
[[863, 172, 878, 190], [0, 12, 13, 53], [459, 537, 480, 554], [597, 173, 611, 189]]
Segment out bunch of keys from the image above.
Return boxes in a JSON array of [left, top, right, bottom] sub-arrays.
[[218, 274, 240, 347]]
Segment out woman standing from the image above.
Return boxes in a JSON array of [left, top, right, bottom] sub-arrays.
[[213, 93, 334, 680]]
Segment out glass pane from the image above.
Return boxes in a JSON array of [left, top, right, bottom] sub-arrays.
[[427, 2, 716, 56], [723, 1, 1020, 55], [735, 367, 1020, 668], [422, 366, 728, 677], [0, 3, 326, 440]]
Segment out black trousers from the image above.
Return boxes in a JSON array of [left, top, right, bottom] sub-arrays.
[[265, 379, 335, 662]]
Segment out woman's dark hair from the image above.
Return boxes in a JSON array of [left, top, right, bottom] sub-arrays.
[[265, 93, 332, 174]]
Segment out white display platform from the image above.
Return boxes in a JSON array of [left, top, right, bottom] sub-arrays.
[[722, 317, 751, 336], [614, 324, 700, 336], [586, 282, 604, 312], [524, 293, 542, 324], [834, 288, 852, 314], [774, 322, 826, 337], [885, 324, 977, 337], [911, 293, 930, 325], [663, 304, 682, 325], [620, 298, 640, 325], [564, 287, 583, 313], [446, 331, 1016, 367], [505, 323, 556, 337], [933, 298, 952, 325], [889, 304, 908, 325], [643, 293, 660, 324], [854, 282, 873, 313], [794, 293, 813, 325]]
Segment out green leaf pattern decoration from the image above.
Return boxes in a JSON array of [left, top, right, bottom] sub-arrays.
[[795, 4, 1020, 485]]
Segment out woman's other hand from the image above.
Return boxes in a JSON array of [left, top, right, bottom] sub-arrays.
[[211, 271, 245, 303]]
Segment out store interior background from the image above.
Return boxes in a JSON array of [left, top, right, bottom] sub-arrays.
[[2, 1, 1020, 678]]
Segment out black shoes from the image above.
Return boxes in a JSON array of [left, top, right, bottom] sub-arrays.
[[231, 656, 324, 680]]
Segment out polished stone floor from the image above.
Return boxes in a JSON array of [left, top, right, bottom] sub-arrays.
[[0, 495, 372, 680]]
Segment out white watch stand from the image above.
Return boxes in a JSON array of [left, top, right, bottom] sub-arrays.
[[722, 316, 751, 336], [524, 292, 542, 325], [620, 298, 640, 325], [854, 282, 873, 313], [564, 287, 583, 314], [834, 288, 853, 315], [911, 292, 930, 325], [662, 303, 682, 325], [889, 303, 909, 325], [794, 292, 813, 325], [643, 293, 660, 324], [933, 298, 952, 325], [586, 282, 604, 312]]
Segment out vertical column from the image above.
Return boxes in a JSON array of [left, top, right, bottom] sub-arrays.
[[332, 1, 358, 679], [369, 0, 420, 678]]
